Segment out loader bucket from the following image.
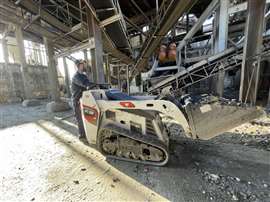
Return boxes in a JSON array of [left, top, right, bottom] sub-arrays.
[[184, 96, 264, 140]]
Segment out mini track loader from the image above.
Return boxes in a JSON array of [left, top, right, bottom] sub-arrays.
[[80, 89, 264, 166]]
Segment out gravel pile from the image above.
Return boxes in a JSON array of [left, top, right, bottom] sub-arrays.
[[212, 133, 270, 151], [198, 169, 270, 201], [165, 115, 270, 202]]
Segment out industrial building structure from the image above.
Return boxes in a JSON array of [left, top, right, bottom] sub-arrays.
[[0, 0, 269, 106], [0, 0, 270, 201]]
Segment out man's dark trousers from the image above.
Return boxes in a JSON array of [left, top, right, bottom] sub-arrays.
[[74, 101, 86, 137]]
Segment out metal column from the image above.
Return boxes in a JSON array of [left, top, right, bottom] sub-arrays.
[[83, 49, 88, 61], [15, 25, 31, 99], [239, 0, 266, 104], [268, 88, 270, 108], [126, 65, 130, 95], [90, 49, 97, 83], [216, 0, 229, 53], [213, 0, 229, 96], [83, 49, 92, 79], [63, 57, 71, 97], [44, 37, 61, 102], [177, 0, 219, 51], [176, 0, 219, 69], [117, 64, 121, 90], [105, 54, 111, 84], [86, 11, 105, 84]]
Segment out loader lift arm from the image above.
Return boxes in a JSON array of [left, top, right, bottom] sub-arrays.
[[80, 88, 264, 166]]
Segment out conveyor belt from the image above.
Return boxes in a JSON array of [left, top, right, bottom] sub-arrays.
[[149, 36, 270, 94], [131, 0, 199, 75], [89, 0, 131, 55]]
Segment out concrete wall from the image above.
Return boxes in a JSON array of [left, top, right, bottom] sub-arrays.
[[0, 64, 11, 103], [6, 36, 20, 64], [0, 63, 49, 103]]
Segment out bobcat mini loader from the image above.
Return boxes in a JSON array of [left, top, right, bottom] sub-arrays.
[[80, 89, 263, 166]]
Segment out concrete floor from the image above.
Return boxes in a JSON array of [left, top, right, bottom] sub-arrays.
[[0, 103, 269, 202]]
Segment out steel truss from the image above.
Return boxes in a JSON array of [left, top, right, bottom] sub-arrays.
[[35, 0, 82, 27], [149, 36, 270, 95]]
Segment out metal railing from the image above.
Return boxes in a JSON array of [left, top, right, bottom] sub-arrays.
[[149, 36, 270, 95]]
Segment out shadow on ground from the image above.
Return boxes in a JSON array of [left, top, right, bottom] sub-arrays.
[[2, 103, 269, 201], [50, 118, 270, 202]]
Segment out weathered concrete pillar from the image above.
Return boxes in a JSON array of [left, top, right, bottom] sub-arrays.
[[1, 38, 17, 102], [44, 38, 70, 112], [86, 12, 105, 84], [239, 0, 266, 105], [15, 25, 32, 100], [2, 39, 9, 64], [212, 0, 229, 96], [63, 57, 71, 98], [44, 37, 61, 102], [1, 39, 21, 102]]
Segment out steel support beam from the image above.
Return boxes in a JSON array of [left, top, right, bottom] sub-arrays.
[[7, 0, 132, 64], [44, 37, 61, 102], [126, 65, 130, 95], [239, 0, 266, 104], [16, 0, 84, 41], [63, 57, 71, 98], [99, 14, 121, 28], [213, 0, 229, 97], [216, 1, 229, 53], [83, 0, 132, 65], [176, 0, 219, 56], [117, 62, 121, 90], [104, 54, 111, 84], [228, 0, 270, 15], [0, 7, 74, 47], [83, 48, 88, 62], [54, 40, 94, 58], [268, 88, 270, 108], [130, 0, 151, 24], [87, 11, 105, 84], [127, 10, 156, 27], [90, 49, 97, 83], [83, 49, 91, 79], [23, 15, 40, 30], [124, 15, 147, 37], [155, 0, 159, 14], [133, 0, 198, 74]]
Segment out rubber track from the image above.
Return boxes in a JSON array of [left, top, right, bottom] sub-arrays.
[[97, 124, 169, 166]]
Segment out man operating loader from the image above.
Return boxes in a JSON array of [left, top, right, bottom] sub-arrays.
[[71, 59, 96, 139]]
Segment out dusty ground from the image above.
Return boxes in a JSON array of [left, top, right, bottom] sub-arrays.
[[0, 102, 269, 202]]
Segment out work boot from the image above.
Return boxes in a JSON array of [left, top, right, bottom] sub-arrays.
[[78, 134, 88, 145]]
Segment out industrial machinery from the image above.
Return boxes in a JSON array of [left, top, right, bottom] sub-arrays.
[[148, 35, 270, 94], [80, 89, 263, 166]]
